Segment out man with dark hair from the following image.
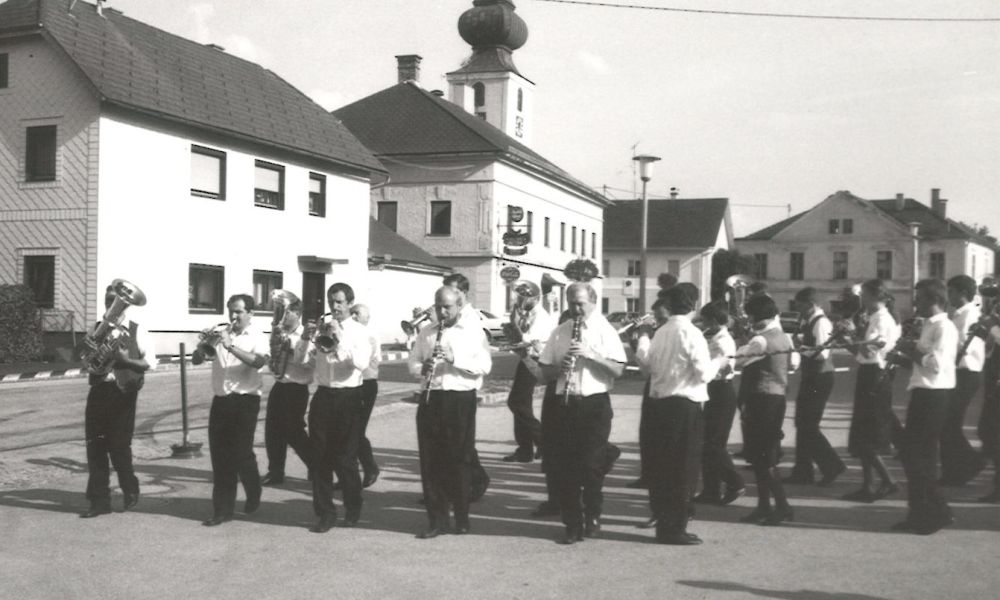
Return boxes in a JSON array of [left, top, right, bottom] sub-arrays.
[[786, 287, 846, 486], [635, 286, 718, 545], [941, 275, 987, 485], [79, 284, 154, 518], [893, 279, 959, 534], [193, 294, 269, 526], [748, 281, 769, 298], [305, 282, 371, 533], [261, 298, 313, 486]]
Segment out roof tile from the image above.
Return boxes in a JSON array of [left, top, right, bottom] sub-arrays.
[[603, 198, 729, 249]]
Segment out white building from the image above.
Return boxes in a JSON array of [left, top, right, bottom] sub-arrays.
[[334, 0, 610, 318], [602, 197, 734, 312], [736, 189, 998, 315], [0, 0, 384, 355]]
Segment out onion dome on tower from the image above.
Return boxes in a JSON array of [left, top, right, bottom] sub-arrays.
[[454, 0, 529, 77]]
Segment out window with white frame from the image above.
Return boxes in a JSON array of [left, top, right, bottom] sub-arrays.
[[929, 252, 946, 280], [876, 251, 893, 280], [23, 255, 55, 308], [309, 173, 326, 217], [190, 145, 226, 200], [627, 259, 641, 276], [429, 201, 451, 235], [833, 251, 849, 280], [254, 160, 284, 210], [189, 264, 224, 314], [25, 125, 57, 182], [252, 270, 283, 313]]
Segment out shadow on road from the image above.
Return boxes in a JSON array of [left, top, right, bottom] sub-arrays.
[[676, 580, 894, 600]]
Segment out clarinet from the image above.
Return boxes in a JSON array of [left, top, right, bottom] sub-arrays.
[[562, 315, 583, 405], [421, 322, 445, 405]]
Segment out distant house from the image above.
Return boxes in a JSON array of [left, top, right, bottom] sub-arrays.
[[602, 197, 733, 312], [0, 0, 383, 354], [334, 0, 610, 318], [736, 189, 998, 315]]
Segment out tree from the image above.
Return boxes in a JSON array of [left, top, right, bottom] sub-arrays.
[[711, 249, 757, 300]]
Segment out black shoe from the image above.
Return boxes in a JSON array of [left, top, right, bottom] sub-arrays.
[[637, 516, 658, 529], [362, 468, 380, 489], [454, 516, 470, 535], [584, 517, 601, 538], [202, 514, 232, 527], [818, 464, 846, 488], [890, 519, 917, 532], [625, 478, 647, 489], [842, 489, 876, 503], [417, 527, 445, 539], [557, 526, 584, 545], [531, 501, 560, 518], [782, 474, 814, 485], [309, 515, 336, 533], [692, 492, 722, 505], [260, 473, 284, 486], [761, 506, 794, 526], [740, 507, 772, 524], [602, 444, 622, 475], [502, 450, 533, 463], [657, 532, 703, 546], [80, 504, 112, 519], [123, 492, 139, 511], [914, 514, 955, 536], [244, 491, 261, 515], [978, 489, 1000, 503], [721, 486, 746, 506], [872, 482, 900, 501], [343, 511, 361, 527]]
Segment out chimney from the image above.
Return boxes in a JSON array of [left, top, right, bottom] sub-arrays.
[[930, 188, 947, 218], [205, 43, 225, 52], [894, 193, 905, 211], [669, 187, 679, 199], [96, 0, 105, 17], [430, 90, 445, 97], [395, 54, 423, 84]]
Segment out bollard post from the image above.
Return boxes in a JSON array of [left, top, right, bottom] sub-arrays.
[[171, 342, 203, 458]]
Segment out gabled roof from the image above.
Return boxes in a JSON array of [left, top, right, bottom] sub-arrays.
[[369, 218, 451, 273], [333, 81, 608, 206], [738, 210, 808, 241], [870, 198, 999, 248], [603, 198, 730, 250], [0, 0, 383, 174]]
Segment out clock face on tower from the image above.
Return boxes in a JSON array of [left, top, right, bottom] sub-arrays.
[[515, 116, 524, 138]]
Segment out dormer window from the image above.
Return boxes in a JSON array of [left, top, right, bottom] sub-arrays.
[[473, 82, 485, 108]]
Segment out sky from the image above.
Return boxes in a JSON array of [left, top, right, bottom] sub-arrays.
[[105, 0, 1000, 237]]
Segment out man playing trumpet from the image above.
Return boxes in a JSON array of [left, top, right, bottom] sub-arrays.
[[503, 281, 554, 463], [192, 294, 270, 527]]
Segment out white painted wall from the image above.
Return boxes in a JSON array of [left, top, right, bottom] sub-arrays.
[[364, 266, 446, 346]]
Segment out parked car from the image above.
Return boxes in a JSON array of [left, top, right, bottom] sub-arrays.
[[779, 311, 801, 335], [478, 309, 506, 342]]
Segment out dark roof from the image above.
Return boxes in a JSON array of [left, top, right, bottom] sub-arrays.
[[603, 198, 730, 249], [333, 82, 608, 206], [738, 210, 808, 241], [369, 219, 451, 273], [448, 47, 529, 80], [0, 0, 383, 174], [870, 198, 999, 248]]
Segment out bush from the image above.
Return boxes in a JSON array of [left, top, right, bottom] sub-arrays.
[[0, 284, 44, 363]]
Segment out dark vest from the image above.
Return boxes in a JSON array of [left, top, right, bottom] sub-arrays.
[[801, 313, 834, 374], [741, 327, 792, 396], [88, 321, 145, 393]]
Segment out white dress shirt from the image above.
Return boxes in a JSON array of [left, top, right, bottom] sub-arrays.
[[273, 323, 314, 385], [361, 324, 380, 380], [540, 311, 626, 396], [952, 302, 985, 372], [407, 320, 492, 391], [856, 306, 899, 369], [635, 314, 718, 402], [707, 326, 736, 381], [514, 304, 555, 361], [908, 311, 959, 390], [800, 308, 833, 361], [211, 325, 269, 397], [734, 317, 801, 371], [94, 318, 156, 386], [311, 318, 371, 388]]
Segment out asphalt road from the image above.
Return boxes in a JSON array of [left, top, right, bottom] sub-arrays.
[[0, 353, 997, 600]]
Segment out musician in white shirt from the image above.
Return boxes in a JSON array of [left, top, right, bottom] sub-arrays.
[[844, 279, 900, 503], [408, 286, 492, 538], [893, 279, 959, 534], [941, 275, 987, 485], [634, 286, 717, 546], [351, 303, 382, 488], [306, 283, 371, 533], [192, 294, 269, 527], [539, 282, 626, 545]]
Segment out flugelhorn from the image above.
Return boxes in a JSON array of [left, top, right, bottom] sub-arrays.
[[77, 278, 147, 375], [197, 320, 234, 359], [617, 312, 655, 335], [305, 312, 338, 353], [401, 306, 433, 336]]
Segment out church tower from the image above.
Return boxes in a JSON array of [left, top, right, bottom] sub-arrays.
[[447, 0, 535, 146]]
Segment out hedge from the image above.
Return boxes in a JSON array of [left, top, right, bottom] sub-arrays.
[[0, 284, 44, 363]]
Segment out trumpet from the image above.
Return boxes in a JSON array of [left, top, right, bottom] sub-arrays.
[[197, 320, 235, 359], [616, 313, 655, 335], [305, 312, 338, 353], [401, 306, 433, 336]]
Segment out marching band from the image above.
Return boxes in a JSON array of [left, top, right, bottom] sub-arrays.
[[74, 267, 1000, 542]]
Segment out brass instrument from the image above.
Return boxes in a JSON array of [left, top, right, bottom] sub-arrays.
[[725, 273, 755, 344], [562, 314, 584, 405], [77, 279, 147, 375], [197, 320, 235, 359], [616, 312, 655, 335], [268, 289, 301, 379], [958, 281, 1000, 364], [306, 312, 338, 353], [418, 322, 446, 404], [877, 316, 924, 383], [401, 306, 433, 336]]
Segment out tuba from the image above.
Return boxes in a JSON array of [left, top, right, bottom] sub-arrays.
[[269, 289, 301, 379], [77, 279, 147, 375], [401, 306, 433, 337], [725, 273, 755, 343]]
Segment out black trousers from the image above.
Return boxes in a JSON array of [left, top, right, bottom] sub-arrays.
[[538, 382, 559, 504], [416, 390, 478, 527], [264, 381, 313, 476], [702, 380, 743, 496], [359, 379, 379, 475], [208, 393, 262, 517], [902, 389, 951, 524], [507, 360, 542, 454], [547, 392, 613, 528], [940, 369, 982, 482], [979, 359, 1000, 487], [647, 396, 703, 535], [85, 382, 139, 506], [309, 386, 364, 518], [792, 369, 844, 480]]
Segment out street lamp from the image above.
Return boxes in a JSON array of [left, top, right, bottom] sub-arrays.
[[633, 154, 661, 313]]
